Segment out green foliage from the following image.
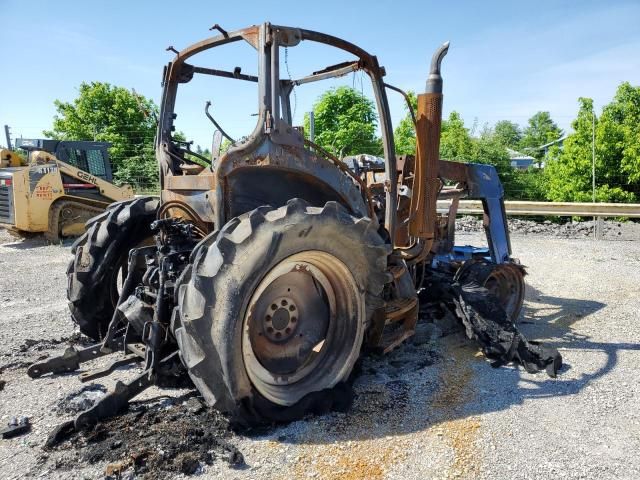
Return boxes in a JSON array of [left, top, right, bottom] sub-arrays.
[[438, 112, 516, 192], [440, 112, 474, 160], [393, 91, 418, 155], [544, 87, 639, 203], [544, 99, 597, 201], [304, 86, 382, 156], [520, 111, 563, 162], [600, 82, 640, 186], [115, 144, 159, 193], [507, 168, 547, 200], [493, 120, 522, 148], [44, 81, 158, 187]]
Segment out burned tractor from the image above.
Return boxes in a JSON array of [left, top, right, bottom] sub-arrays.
[[29, 23, 560, 428]]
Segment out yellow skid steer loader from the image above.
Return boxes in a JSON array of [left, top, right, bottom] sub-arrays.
[[0, 139, 134, 242]]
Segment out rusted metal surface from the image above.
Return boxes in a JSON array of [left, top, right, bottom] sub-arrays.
[[156, 22, 396, 233], [407, 43, 449, 245], [242, 250, 365, 406]]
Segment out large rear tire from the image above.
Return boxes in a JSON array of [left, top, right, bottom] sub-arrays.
[[67, 197, 159, 341], [174, 199, 388, 424]]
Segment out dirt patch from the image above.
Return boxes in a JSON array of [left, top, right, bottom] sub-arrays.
[[291, 438, 408, 480], [431, 339, 482, 479], [43, 395, 243, 478]]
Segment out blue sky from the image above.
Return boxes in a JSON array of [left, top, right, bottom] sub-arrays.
[[1, 0, 639, 149]]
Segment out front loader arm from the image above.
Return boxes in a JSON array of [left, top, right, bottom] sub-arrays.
[[438, 159, 511, 263]]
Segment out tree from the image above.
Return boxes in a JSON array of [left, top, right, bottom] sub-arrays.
[[393, 91, 418, 155], [439, 111, 474, 161], [599, 82, 640, 189], [438, 112, 515, 191], [304, 86, 381, 156], [520, 111, 563, 162], [493, 120, 522, 148], [545, 87, 639, 203], [44, 82, 158, 186]]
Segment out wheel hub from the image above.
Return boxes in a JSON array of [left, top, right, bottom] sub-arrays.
[[263, 296, 298, 342], [247, 267, 330, 377]]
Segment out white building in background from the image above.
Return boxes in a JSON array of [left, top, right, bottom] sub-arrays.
[[507, 148, 539, 170]]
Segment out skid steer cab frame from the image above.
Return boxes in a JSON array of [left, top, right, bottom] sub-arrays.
[[31, 23, 537, 430]]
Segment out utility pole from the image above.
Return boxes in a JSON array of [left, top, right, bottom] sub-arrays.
[[308, 111, 315, 144], [4, 125, 12, 150], [592, 109, 596, 202], [591, 106, 603, 240]]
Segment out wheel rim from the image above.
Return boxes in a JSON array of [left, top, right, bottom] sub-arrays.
[[242, 251, 364, 406], [483, 264, 525, 322]]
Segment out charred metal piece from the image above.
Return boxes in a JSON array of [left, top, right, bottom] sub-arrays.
[[384, 83, 417, 125], [27, 343, 117, 378], [205, 101, 234, 142], [403, 42, 449, 260], [1, 416, 30, 439], [209, 23, 229, 37], [101, 247, 153, 352], [426, 41, 449, 94], [74, 369, 154, 429], [73, 351, 182, 430], [78, 353, 139, 383]]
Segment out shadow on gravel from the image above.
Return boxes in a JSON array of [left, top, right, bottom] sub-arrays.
[[509, 285, 639, 399], [263, 286, 638, 452]]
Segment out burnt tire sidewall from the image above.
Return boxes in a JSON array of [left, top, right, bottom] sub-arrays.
[[175, 200, 388, 423], [67, 197, 158, 340]]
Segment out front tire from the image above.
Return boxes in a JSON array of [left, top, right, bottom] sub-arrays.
[[174, 199, 388, 424], [455, 260, 526, 323]]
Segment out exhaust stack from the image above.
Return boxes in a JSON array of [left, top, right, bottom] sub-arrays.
[[408, 42, 449, 243]]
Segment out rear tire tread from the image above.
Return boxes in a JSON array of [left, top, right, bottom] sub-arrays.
[[175, 199, 388, 424], [66, 197, 159, 340]]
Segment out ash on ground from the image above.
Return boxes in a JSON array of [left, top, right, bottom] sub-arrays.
[[43, 395, 243, 479], [54, 384, 108, 415]]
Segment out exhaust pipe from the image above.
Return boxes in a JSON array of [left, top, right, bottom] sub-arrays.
[[408, 42, 449, 248]]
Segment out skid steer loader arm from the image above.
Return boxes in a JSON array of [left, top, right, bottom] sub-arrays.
[[54, 159, 133, 202]]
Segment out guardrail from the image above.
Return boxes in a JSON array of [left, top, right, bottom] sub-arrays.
[[437, 200, 640, 218], [437, 200, 640, 239]]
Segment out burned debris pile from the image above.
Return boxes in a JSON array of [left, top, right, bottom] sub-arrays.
[[45, 395, 243, 478]]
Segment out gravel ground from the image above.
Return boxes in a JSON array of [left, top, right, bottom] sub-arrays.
[[0, 224, 638, 479]]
